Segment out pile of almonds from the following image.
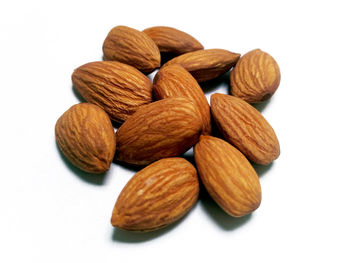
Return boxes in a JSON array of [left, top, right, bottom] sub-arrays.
[[55, 25, 281, 232]]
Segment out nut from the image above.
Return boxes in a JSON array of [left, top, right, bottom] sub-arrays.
[[115, 97, 202, 165], [153, 64, 211, 134], [111, 157, 199, 231], [230, 49, 281, 103], [163, 49, 240, 82], [103, 25, 160, 74], [211, 93, 280, 165], [55, 103, 116, 174], [194, 135, 261, 217], [72, 61, 152, 124]]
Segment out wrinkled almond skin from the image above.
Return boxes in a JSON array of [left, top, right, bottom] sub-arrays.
[[153, 64, 211, 134], [211, 93, 280, 165], [111, 158, 199, 231], [163, 49, 240, 82], [115, 98, 202, 165], [55, 103, 116, 174], [230, 49, 281, 103], [194, 136, 261, 217], [72, 61, 152, 124], [143, 26, 203, 55], [103, 25, 161, 74]]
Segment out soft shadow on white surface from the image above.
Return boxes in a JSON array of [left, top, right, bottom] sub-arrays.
[[72, 85, 86, 103], [55, 140, 108, 185], [252, 98, 272, 112], [252, 162, 274, 178], [200, 70, 231, 94], [199, 186, 252, 231], [111, 203, 198, 243]]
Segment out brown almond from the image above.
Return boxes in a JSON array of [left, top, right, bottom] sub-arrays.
[[55, 103, 116, 174], [72, 61, 152, 124], [153, 64, 211, 134], [143, 26, 203, 55], [211, 93, 280, 165], [115, 97, 202, 166], [230, 49, 281, 103], [194, 136, 261, 217], [111, 157, 199, 231], [102, 25, 160, 74], [163, 49, 240, 82]]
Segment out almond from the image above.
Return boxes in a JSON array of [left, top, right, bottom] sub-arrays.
[[211, 93, 280, 165], [55, 103, 116, 174], [143, 26, 203, 55], [194, 135, 261, 217], [102, 25, 160, 74], [163, 49, 240, 82], [153, 64, 211, 134], [111, 157, 199, 231], [115, 97, 202, 165], [72, 61, 152, 124], [230, 49, 281, 103]]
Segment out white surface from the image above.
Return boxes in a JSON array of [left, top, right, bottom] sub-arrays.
[[1, 0, 350, 262]]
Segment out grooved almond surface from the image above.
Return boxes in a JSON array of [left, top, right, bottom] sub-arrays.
[[111, 157, 199, 231], [72, 61, 152, 124], [115, 97, 202, 165], [211, 93, 280, 165], [163, 49, 240, 82], [230, 49, 281, 103], [153, 64, 211, 134], [55, 103, 116, 174], [102, 25, 161, 74], [194, 136, 261, 217], [143, 26, 203, 55]]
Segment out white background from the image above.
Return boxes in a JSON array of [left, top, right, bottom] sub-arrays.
[[1, 0, 349, 262]]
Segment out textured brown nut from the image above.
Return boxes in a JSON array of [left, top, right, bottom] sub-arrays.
[[55, 103, 116, 174], [211, 93, 280, 165], [153, 64, 211, 134], [163, 49, 240, 82], [102, 25, 161, 74], [194, 135, 261, 217], [115, 97, 202, 166], [230, 49, 281, 103], [111, 157, 199, 231], [143, 26, 203, 55], [72, 61, 152, 124]]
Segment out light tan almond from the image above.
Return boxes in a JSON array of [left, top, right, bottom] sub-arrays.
[[55, 103, 116, 174], [143, 26, 203, 55], [211, 93, 280, 165], [72, 61, 152, 124], [194, 135, 261, 217], [115, 97, 202, 165], [163, 49, 240, 82], [230, 49, 281, 103], [103, 25, 160, 74], [111, 157, 199, 231], [153, 64, 211, 134]]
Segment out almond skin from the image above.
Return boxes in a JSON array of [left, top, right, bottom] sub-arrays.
[[194, 135, 261, 217], [230, 49, 281, 103], [211, 93, 280, 165], [55, 103, 116, 174], [115, 97, 202, 166], [72, 61, 152, 124], [111, 157, 199, 231], [143, 26, 203, 55], [153, 64, 211, 134], [163, 49, 240, 82], [102, 25, 161, 74]]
